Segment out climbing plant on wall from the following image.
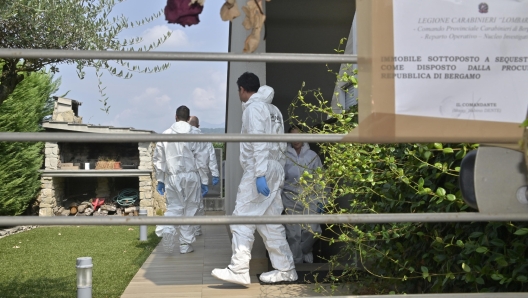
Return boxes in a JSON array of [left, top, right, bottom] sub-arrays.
[[289, 45, 528, 294]]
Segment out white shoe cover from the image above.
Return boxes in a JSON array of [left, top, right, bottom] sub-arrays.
[[259, 269, 298, 283], [180, 243, 194, 254], [303, 252, 314, 263], [211, 268, 250, 286], [161, 231, 176, 253]]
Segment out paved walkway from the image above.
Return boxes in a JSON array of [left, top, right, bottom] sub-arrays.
[[121, 219, 346, 297]]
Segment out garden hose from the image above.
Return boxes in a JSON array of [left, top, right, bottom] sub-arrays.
[[113, 188, 139, 207]]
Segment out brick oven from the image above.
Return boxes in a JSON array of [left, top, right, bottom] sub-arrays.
[[38, 97, 160, 217]]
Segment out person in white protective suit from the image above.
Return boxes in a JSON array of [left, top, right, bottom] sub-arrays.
[[211, 72, 298, 285], [154, 106, 210, 254], [188, 115, 220, 236], [282, 125, 323, 264]]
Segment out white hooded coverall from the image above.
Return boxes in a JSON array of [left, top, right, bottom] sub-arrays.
[[192, 126, 220, 233], [228, 85, 295, 275], [154, 121, 209, 245], [282, 143, 323, 264]]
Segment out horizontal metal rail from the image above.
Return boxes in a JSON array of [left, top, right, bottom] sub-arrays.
[[1, 213, 527, 226], [0, 48, 357, 64], [329, 294, 524, 298], [0, 132, 346, 143], [0, 132, 520, 144]]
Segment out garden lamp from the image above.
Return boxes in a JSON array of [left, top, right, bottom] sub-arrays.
[[76, 257, 93, 298]]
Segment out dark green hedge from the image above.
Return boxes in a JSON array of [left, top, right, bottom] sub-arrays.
[[289, 68, 528, 294], [0, 72, 58, 215]]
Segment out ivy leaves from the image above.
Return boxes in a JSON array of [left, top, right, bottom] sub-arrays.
[[289, 62, 528, 294]]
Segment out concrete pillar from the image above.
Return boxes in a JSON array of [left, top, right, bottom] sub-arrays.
[[225, 0, 268, 272]]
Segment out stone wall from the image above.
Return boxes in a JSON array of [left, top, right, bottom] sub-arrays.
[[39, 141, 157, 216], [44, 142, 59, 170], [39, 176, 64, 216], [139, 142, 156, 216]]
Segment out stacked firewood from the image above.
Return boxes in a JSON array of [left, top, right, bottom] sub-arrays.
[[54, 200, 139, 216]]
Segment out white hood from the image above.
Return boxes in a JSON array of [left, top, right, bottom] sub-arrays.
[[242, 85, 274, 111], [170, 121, 192, 134]]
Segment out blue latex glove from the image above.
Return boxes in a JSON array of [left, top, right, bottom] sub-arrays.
[[156, 182, 165, 195], [212, 176, 220, 186], [317, 202, 325, 214], [256, 176, 270, 196], [201, 184, 208, 197]]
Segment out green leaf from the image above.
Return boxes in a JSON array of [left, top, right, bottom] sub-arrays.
[[446, 194, 456, 201], [514, 228, 528, 236], [424, 151, 432, 160], [420, 271, 428, 279], [475, 247, 488, 253], [436, 187, 446, 197], [475, 277, 485, 285], [434, 143, 443, 149], [491, 273, 503, 281], [443, 148, 454, 154], [462, 263, 471, 272], [521, 118, 528, 128], [469, 232, 484, 238], [421, 266, 429, 273], [516, 275, 528, 282], [495, 258, 509, 267]]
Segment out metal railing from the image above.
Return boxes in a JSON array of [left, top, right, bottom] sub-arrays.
[[1, 48, 527, 298], [0, 132, 520, 144], [1, 213, 527, 226], [0, 49, 357, 64]]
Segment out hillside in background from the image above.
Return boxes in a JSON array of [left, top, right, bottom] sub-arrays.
[[200, 128, 225, 134], [200, 121, 225, 129]]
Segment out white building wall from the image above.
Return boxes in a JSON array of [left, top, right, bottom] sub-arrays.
[[224, 0, 268, 269], [225, 1, 267, 216]]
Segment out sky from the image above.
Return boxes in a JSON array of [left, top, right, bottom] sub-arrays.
[[55, 0, 229, 133]]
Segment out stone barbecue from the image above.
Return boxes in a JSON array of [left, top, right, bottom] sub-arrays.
[[38, 97, 163, 217]]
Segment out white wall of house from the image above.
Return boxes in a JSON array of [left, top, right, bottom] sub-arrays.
[[225, 1, 267, 216], [224, 0, 268, 269]]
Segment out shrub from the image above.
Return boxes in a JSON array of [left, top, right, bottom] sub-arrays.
[[0, 71, 58, 215], [289, 61, 528, 294]]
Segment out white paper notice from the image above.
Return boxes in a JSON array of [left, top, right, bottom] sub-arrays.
[[392, 0, 528, 123]]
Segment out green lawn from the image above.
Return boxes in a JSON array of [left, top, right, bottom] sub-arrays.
[[0, 225, 160, 298]]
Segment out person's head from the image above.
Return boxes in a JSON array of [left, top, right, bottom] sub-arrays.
[[236, 72, 260, 103], [288, 125, 303, 151], [175, 105, 190, 122], [188, 115, 199, 128]]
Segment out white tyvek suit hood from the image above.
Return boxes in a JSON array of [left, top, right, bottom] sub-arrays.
[[171, 121, 192, 133], [240, 85, 286, 178], [241, 85, 274, 111]]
